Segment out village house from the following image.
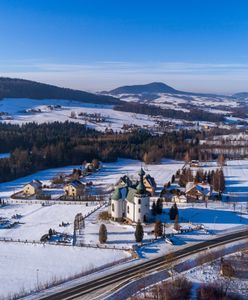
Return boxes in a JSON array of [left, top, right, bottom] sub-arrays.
[[190, 160, 200, 168], [64, 180, 85, 197], [110, 168, 150, 223], [23, 180, 42, 196], [172, 194, 187, 203], [143, 174, 156, 196], [185, 182, 212, 201]]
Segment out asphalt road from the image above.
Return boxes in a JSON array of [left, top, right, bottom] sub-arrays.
[[38, 229, 248, 300]]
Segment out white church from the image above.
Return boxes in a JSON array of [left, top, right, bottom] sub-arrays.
[[110, 168, 150, 223]]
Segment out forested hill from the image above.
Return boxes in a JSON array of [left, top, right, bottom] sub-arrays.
[[0, 77, 120, 105]]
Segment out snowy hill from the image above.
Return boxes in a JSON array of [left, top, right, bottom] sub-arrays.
[[103, 82, 239, 115]]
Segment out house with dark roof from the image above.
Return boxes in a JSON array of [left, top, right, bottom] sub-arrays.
[[64, 180, 85, 197], [143, 174, 156, 195], [111, 168, 150, 223]]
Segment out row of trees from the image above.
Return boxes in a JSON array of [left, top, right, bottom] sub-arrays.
[[0, 122, 202, 183], [177, 167, 225, 193], [114, 101, 224, 122]]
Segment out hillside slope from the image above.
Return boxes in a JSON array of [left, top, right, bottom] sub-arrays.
[[0, 77, 119, 105]]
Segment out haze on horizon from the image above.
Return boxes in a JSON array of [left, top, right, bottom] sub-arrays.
[[0, 0, 248, 94]]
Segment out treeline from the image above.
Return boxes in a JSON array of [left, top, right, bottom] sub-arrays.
[[178, 167, 225, 193], [114, 102, 225, 122], [0, 122, 199, 183]]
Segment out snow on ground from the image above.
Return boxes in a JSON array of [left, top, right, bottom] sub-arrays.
[[0, 98, 158, 131], [0, 242, 130, 299], [85, 158, 184, 192], [185, 250, 248, 299], [224, 160, 248, 201], [0, 203, 98, 241], [83, 200, 248, 256], [0, 158, 183, 199]]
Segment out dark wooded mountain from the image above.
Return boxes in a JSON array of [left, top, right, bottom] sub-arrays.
[[232, 92, 248, 99], [107, 82, 179, 95], [106, 81, 226, 98], [0, 77, 120, 105]]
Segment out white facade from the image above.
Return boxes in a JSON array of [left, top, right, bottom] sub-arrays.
[[110, 169, 151, 223]]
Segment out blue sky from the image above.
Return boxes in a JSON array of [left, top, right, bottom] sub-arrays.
[[0, 0, 248, 93]]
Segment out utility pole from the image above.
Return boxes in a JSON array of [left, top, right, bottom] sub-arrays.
[[36, 268, 39, 288]]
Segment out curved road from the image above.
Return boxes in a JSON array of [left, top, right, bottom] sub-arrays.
[[38, 229, 248, 300]]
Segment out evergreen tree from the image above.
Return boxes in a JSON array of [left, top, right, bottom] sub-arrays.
[[48, 228, 53, 237], [99, 224, 108, 244], [169, 203, 179, 220], [218, 153, 225, 167], [156, 198, 163, 215], [171, 175, 175, 183], [152, 201, 157, 216], [174, 214, 180, 231], [135, 220, 144, 243], [154, 220, 163, 239]]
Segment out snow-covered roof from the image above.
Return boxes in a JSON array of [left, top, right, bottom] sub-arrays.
[[68, 180, 84, 189], [25, 180, 42, 189], [185, 182, 211, 196]]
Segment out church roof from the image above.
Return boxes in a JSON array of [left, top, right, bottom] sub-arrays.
[[126, 187, 137, 203], [138, 167, 145, 177], [112, 187, 123, 200], [136, 180, 146, 195]]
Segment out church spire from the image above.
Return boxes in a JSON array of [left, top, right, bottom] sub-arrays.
[[136, 168, 146, 194]]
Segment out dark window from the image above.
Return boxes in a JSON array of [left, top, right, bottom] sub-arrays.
[[112, 204, 114, 212], [127, 206, 130, 213], [138, 199, 141, 204]]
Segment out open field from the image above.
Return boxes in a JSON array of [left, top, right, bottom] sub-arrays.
[[0, 242, 130, 299]]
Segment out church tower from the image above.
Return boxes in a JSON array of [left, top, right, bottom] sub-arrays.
[[133, 168, 150, 223]]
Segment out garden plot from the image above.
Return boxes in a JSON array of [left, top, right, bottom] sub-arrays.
[[0, 203, 98, 241], [0, 242, 130, 299]]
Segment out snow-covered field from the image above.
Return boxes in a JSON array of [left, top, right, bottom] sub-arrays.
[[0, 98, 159, 131], [0, 203, 98, 241], [224, 160, 248, 201], [0, 242, 130, 299]]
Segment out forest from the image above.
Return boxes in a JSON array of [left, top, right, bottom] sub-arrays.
[[0, 122, 200, 183], [114, 102, 225, 122]]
